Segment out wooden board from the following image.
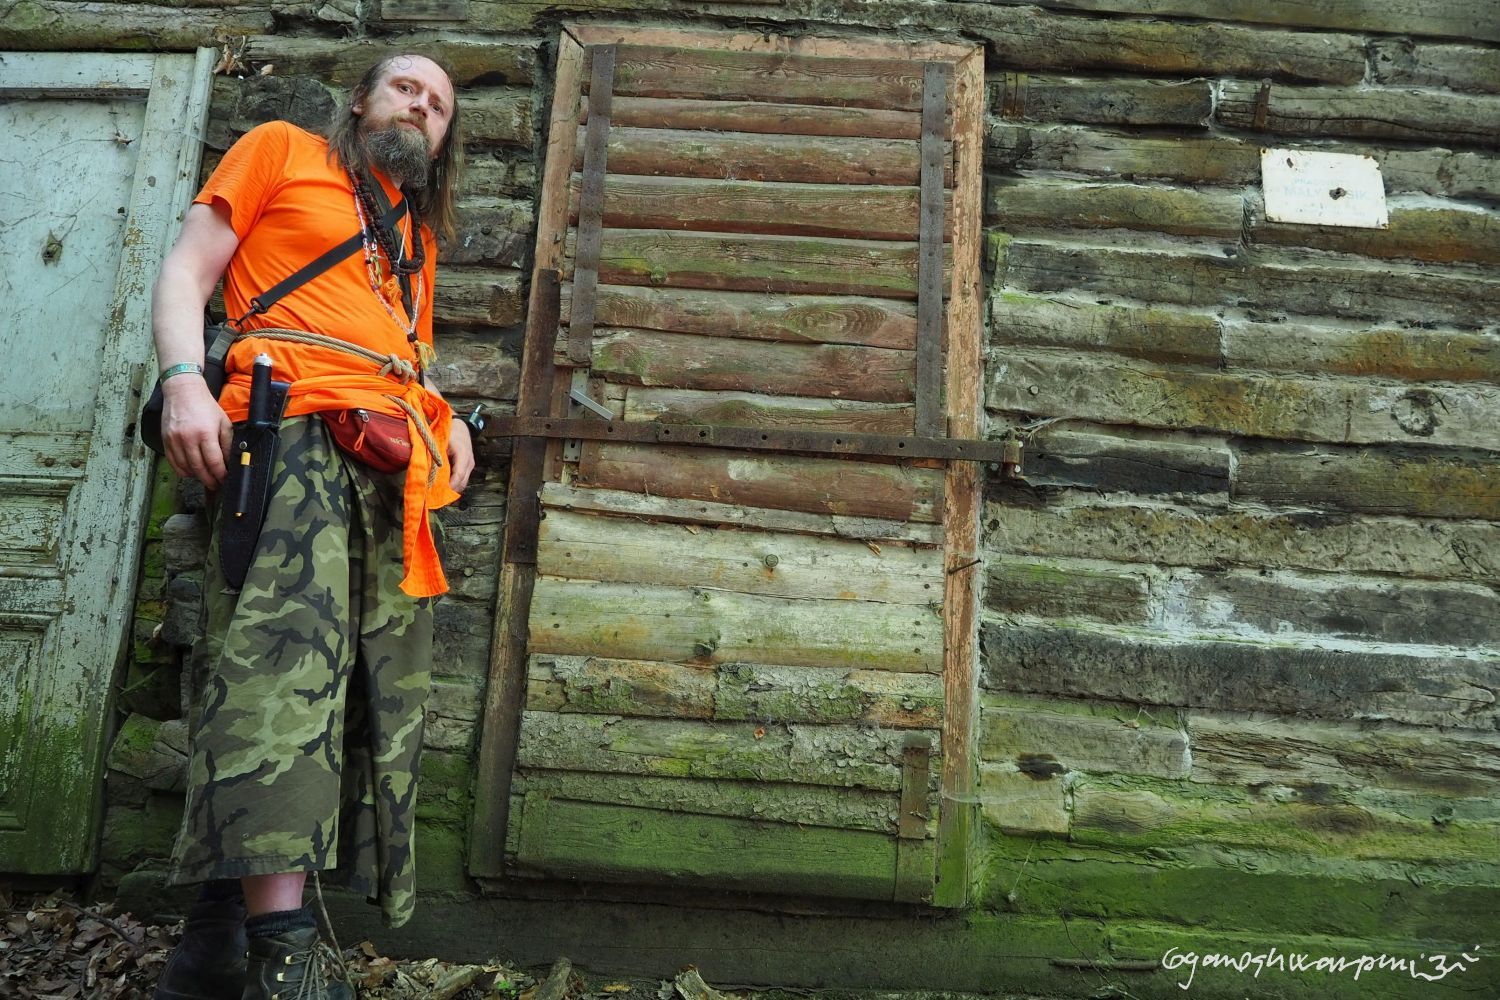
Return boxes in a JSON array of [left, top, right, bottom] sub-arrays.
[[575, 441, 946, 523], [539, 483, 945, 546], [625, 388, 916, 436], [594, 96, 933, 139], [527, 654, 943, 728], [568, 174, 954, 242], [536, 508, 943, 604], [593, 329, 915, 402], [565, 228, 951, 299], [582, 127, 953, 186], [529, 578, 943, 673], [563, 285, 923, 349]]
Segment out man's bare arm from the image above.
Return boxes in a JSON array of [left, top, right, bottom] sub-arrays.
[[152, 201, 241, 488]]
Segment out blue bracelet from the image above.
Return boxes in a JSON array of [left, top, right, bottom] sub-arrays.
[[158, 362, 204, 384]]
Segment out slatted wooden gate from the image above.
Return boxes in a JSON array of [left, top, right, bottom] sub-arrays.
[[470, 24, 985, 906]]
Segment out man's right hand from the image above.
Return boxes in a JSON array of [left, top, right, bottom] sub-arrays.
[[161, 375, 233, 488]]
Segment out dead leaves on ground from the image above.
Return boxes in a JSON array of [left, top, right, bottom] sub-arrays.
[[0, 890, 174, 1000]]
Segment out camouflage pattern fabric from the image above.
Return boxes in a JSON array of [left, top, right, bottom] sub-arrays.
[[167, 416, 435, 929]]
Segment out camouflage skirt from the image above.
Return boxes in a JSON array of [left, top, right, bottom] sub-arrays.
[[167, 416, 434, 928]]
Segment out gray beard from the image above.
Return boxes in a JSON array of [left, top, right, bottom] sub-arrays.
[[365, 122, 430, 189]]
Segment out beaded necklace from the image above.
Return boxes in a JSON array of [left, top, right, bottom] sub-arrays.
[[349, 169, 433, 371]]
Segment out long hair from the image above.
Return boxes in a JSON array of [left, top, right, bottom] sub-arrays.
[[325, 54, 463, 241]]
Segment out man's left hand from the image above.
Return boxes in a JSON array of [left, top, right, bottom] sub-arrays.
[[447, 418, 474, 493]]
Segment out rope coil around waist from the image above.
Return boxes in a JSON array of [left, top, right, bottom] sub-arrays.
[[236, 327, 441, 482], [241, 327, 419, 384]]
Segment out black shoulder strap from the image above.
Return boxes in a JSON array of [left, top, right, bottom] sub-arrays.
[[238, 198, 407, 322]]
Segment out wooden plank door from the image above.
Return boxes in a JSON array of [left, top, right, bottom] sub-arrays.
[[472, 26, 984, 905], [0, 51, 213, 873]]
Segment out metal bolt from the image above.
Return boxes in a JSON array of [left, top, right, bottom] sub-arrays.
[[762, 554, 779, 569]]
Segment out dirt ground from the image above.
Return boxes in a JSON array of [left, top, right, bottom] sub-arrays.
[[0, 887, 1061, 1000]]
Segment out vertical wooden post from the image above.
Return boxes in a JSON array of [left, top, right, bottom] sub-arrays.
[[933, 47, 986, 909], [468, 34, 587, 878], [914, 62, 949, 439]]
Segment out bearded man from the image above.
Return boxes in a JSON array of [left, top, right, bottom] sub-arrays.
[[149, 54, 471, 1000]]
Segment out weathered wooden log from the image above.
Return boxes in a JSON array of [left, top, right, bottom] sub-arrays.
[[516, 710, 933, 790], [461, 85, 533, 147], [1177, 569, 1500, 649], [563, 285, 920, 349], [599, 45, 932, 111], [540, 483, 944, 546], [979, 692, 1189, 779], [0, 1, 279, 50], [982, 498, 1500, 584], [1186, 712, 1500, 797], [433, 267, 524, 327], [526, 654, 716, 719], [988, 74, 1212, 127], [513, 770, 901, 833], [592, 328, 915, 402], [528, 654, 943, 729], [985, 0, 1500, 44], [1233, 445, 1500, 520], [1222, 319, 1500, 383], [592, 96, 928, 139], [536, 508, 942, 604], [245, 32, 539, 85], [1218, 81, 1500, 148], [1251, 199, 1500, 266], [575, 442, 945, 523], [715, 662, 942, 728], [1002, 239, 1500, 329], [1370, 38, 1500, 95], [439, 197, 533, 267], [986, 122, 1500, 203], [987, 179, 1243, 240], [981, 620, 1500, 730], [464, 151, 538, 199], [988, 291, 1221, 365], [1000, 424, 1233, 496], [424, 332, 519, 400], [625, 388, 915, 436], [566, 229, 947, 300], [432, 596, 498, 679], [569, 175, 951, 242], [1070, 778, 1500, 861], [529, 578, 943, 672], [984, 558, 1149, 624], [943, 1, 1366, 83], [581, 127, 948, 187], [987, 346, 1500, 450], [204, 74, 336, 151], [512, 795, 917, 899]]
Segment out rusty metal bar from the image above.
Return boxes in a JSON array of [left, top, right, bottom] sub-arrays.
[[915, 62, 949, 439], [566, 44, 615, 367], [503, 269, 562, 565], [486, 414, 1012, 463]]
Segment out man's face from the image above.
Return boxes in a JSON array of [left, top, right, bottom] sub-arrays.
[[354, 55, 455, 166]]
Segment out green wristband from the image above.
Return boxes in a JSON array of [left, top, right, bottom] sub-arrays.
[[159, 362, 205, 384]]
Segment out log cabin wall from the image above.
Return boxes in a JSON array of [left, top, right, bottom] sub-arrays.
[[15, 0, 1497, 995]]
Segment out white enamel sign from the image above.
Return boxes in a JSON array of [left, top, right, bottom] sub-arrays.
[[1260, 148, 1389, 229]]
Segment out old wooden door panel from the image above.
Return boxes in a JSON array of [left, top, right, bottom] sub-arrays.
[[0, 51, 213, 873], [473, 25, 984, 906]]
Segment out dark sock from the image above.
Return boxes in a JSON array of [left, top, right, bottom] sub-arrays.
[[245, 906, 315, 939], [197, 878, 245, 905]]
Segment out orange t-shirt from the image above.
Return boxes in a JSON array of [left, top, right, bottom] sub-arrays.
[[194, 121, 456, 597]]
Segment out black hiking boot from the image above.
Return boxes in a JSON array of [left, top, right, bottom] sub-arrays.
[[241, 925, 352, 1000], [153, 897, 249, 1000]]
